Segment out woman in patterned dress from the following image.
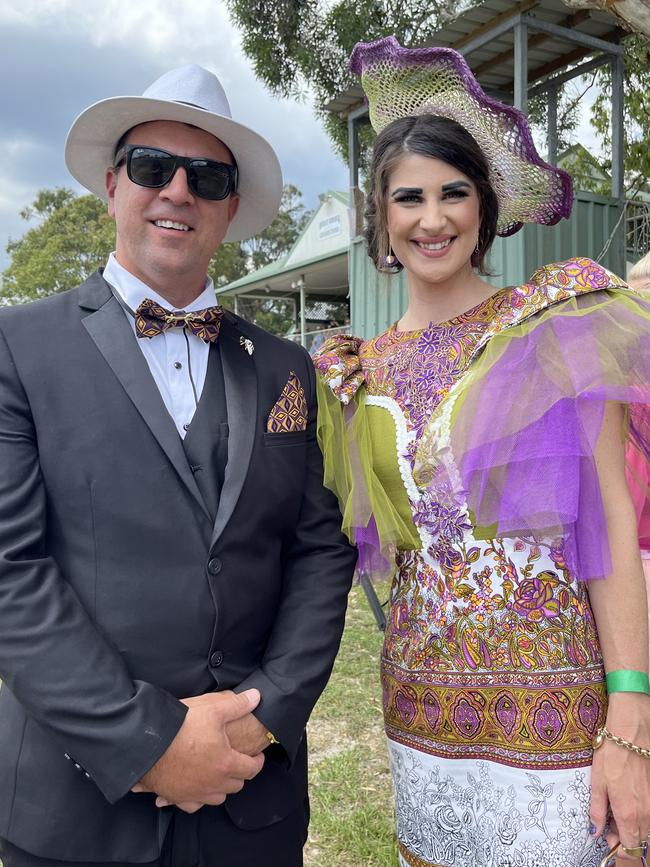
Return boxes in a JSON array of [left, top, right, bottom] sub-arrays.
[[315, 37, 650, 867]]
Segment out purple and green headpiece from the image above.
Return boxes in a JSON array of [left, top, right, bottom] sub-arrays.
[[350, 36, 573, 237]]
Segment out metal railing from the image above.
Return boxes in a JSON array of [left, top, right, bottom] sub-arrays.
[[287, 324, 349, 354], [626, 200, 650, 261]]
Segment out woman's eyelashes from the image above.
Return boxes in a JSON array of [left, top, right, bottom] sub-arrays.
[[392, 193, 422, 204], [391, 186, 422, 203], [391, 186, 471, 204], [443, 188, 469, 200]]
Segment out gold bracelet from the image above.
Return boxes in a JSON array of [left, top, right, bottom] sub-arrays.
[[593, 725, 650, 759]]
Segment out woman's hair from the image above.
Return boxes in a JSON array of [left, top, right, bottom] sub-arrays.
[[365, 114, 499, 275], [628, 250, 650, 287]]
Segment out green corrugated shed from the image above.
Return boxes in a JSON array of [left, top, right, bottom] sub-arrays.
[[350, 190, 624, 339]]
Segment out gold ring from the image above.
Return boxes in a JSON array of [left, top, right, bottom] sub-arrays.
[[622, 841, 649, 858]]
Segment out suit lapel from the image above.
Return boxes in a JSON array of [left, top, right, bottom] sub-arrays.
[[79, 273, 211, 521], [210, 315, 257, 547]]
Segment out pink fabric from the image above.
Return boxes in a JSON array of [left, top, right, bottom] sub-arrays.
[[643, 558, 650, 673], [626, 443, 650, 550], [625, 444, 650, 671]]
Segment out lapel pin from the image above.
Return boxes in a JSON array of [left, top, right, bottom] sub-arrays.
[[239, 336, 254, 355]]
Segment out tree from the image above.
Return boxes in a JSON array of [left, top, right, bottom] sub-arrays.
[[560, 0, 650, 39], [2, 185, 312, 332], [207, 242, 249, 289], [228, 1, 650, 192], [2, 190, 116, 304], [232, 295, 296, 337], [243, 183, 310, 271], [227, 0, 467, 161], [588, 34, 650, 196]]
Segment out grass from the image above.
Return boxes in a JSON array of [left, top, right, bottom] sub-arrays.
[[305, 582, 399, 867]]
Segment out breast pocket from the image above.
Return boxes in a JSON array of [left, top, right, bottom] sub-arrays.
[[262, 431, 307, 448]]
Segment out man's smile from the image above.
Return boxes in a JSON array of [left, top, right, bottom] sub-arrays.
[[152, 219, 191, 232]]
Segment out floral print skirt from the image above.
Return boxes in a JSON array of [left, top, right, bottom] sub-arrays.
[[382, 537, 610, 867], [388, 738, 609, 867]]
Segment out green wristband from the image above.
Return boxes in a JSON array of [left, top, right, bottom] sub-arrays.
[[606, 669, 650, 695]]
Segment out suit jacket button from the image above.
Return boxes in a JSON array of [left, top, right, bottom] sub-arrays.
[[210, 651, 223, 668], [207, 557, 222, 575]]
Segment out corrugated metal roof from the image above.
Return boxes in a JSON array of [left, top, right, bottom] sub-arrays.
[[325, 0, 626, 115]]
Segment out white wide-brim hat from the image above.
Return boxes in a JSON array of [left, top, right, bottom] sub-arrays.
[[65, 65, 283, 243]]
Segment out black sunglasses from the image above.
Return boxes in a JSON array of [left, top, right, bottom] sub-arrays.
[[113, 145, 238, 201]]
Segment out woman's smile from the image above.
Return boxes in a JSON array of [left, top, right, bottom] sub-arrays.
[[410, 235, 455, 257], [387, 153, 480, 294]]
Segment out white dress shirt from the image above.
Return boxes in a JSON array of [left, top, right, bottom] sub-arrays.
[[103, 253, 218, 438]]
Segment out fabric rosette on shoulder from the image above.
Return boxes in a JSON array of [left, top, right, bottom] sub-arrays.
[[414, 284, 650, 581], [315, 335, 420, 581]]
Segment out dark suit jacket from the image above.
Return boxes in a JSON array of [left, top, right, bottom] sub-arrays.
[[0, 272, 356, 862]]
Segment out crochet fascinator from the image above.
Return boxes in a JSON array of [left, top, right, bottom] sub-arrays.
[[350, 36, 573, 237]]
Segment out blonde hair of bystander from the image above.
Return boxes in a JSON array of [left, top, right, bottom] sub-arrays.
[[629, 250, 650, 292]]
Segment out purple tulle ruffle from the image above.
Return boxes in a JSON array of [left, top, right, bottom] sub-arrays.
[[416, 291, 650, 581]]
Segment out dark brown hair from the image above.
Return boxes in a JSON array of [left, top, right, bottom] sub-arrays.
[[365, 114, 498, 275]]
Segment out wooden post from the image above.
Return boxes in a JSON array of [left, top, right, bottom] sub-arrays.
[[514, 19, 528, 113], [547, 84, 558, 164]]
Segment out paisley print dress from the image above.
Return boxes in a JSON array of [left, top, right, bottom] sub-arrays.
[[313, 259, 642, 867]]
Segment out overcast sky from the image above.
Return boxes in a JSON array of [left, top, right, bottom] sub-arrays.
[[0, 0, 603, 275], [0, 0, 349, 271]]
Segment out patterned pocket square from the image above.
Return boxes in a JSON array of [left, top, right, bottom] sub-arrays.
[[267, 372, 308, 433]]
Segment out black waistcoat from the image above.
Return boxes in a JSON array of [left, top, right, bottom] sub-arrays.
[[181, 343, 229, 522]]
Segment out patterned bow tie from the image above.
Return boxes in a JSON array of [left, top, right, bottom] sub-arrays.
[[134, 298, 224, 343]]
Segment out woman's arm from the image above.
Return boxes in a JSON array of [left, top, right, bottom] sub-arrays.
[[588, 400, 650, 860]]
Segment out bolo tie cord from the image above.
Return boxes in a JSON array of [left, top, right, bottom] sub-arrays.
[[182, 327, 199, 409]]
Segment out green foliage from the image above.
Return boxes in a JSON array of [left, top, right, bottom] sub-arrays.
[[527, 73, 589, 157], [234, 295, 296, 337], [2, 190, 115, 304], [230, 0, 320, 99], [243, 183, 310, 271], [207, 242, 248, 288], [588, 35, 650, 196], [227, 0, 470, 162]]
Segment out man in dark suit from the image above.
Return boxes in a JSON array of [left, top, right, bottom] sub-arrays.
[[0, 65, 356, 867]]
